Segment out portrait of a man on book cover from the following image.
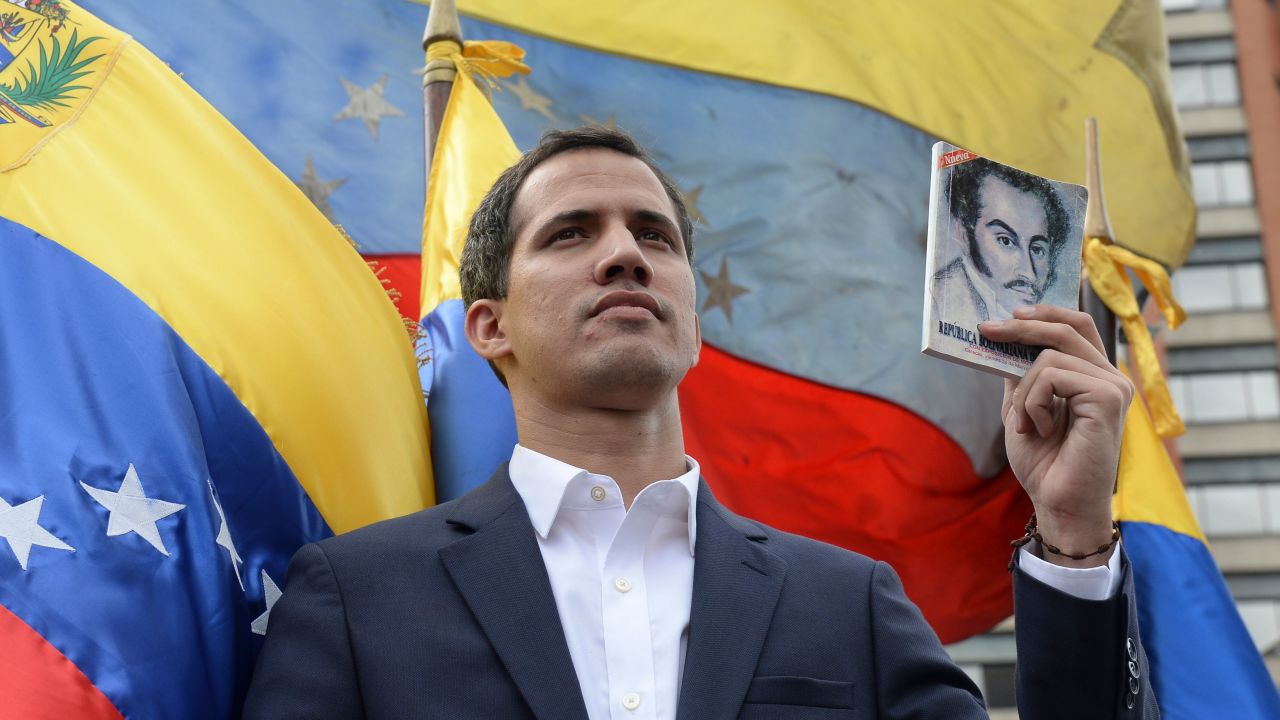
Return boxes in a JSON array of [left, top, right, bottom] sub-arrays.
[[931, 155, 1086, 325], [922, 144, 1087, 378]]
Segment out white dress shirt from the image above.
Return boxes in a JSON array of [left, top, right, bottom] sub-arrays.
[[508, 444, 1120, 720]]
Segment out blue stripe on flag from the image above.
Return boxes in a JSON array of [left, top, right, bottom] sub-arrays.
[[1122, 521, 1280, 719], [0, 217, 332, 719], [418, 299, 517, 501]]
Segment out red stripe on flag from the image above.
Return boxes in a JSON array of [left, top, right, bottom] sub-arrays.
[[0, 603, 124, 720], [364, 253, 421, 322], [681, 343, 1031, 643]]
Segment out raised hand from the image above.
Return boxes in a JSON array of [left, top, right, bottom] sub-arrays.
[[979, 304, 1134, 567]]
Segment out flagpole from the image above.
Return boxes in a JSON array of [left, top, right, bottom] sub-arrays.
[[1082, 117, 1119, 365], [422, 0, 463, 185]]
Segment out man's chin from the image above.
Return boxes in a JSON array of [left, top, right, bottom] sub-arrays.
[[575, 344, 688, 399]]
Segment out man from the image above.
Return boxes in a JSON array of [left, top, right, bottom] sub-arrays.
[[246, 128, 1155, 718], [932, 157, 1073, 323]]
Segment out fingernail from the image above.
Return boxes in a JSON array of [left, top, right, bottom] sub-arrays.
[[982, 321, 1004, 330]]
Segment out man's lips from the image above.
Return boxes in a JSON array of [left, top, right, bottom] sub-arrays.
[[589, 290, 662, 320]]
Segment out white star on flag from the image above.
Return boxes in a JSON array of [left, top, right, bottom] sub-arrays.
[[0, 495, 74, 570], [333, 74, 404, 141], [81, 464, 186, 557], [209, 479, 243, 590], [251, 570, 283, 635]]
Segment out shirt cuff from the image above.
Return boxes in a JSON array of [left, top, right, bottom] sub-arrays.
[[1018, 545, 1122, 601]]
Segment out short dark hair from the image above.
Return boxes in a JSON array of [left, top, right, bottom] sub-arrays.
[[459, 126, 695, 309], [947, 156, 1069, 279]]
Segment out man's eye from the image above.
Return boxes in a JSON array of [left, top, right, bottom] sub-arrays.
[[552, 228, 582, 242], [1030, 243, 1047, 257], [639, 230, 671, 246], [996, 234, 1015, 247]]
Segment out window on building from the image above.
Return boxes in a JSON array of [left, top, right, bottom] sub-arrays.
[[1172, 63, 1241, 109], [1191, 160, 1255, 207], [1172, 262, 1271, 312], [1169, 370, 1280, 423], [1188, 134, 1251, 163], [1186, 483, 1280, 536], [1168, 37, 1236, 65], [1163, 0, 1228, 11]]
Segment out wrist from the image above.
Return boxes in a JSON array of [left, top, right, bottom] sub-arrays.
[[1012, 511, 1118, 569], [1032, 537, 1117, 569], [1034, 500, 1111, 537]]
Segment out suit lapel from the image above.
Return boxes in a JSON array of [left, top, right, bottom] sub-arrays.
[[438, 468, 590, 720], [677, 482, 787, 719]]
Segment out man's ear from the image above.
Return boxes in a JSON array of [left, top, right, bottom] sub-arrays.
[[464, 299, 512, 362]]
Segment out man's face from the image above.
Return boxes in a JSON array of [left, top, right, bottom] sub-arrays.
[[968, 174, 1052, 309], [478, 147, 700, 411]]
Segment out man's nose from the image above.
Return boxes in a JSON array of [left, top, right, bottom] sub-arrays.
[[1016, 248, 1037, 279], [594, 226, 653, 286]]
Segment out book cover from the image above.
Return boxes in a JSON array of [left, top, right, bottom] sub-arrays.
[[921, 143, 1088, 379]]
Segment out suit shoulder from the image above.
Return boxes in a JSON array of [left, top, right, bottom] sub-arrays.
[[311, 497, 465, 561], [764, 524, 879, 575], [705, 499, 881, 579]]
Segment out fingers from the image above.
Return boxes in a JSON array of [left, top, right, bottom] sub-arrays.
[[979, 305, 1110, 371], [1009, 349, 1134, 437], [1014, 305, 1107, 357]]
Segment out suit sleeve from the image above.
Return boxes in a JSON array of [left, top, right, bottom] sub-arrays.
[[1013, 547, 1160, 719], [243, 542, 365, 719], [868, 561, 989, 719]]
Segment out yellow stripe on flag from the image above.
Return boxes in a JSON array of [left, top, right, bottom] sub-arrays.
[[420, 40, 526, 313], [1114, 362, 1205, 543], [457, 0, 1193, 268]]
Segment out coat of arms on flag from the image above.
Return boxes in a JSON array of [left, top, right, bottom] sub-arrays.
[[0, 0, 111, 168]]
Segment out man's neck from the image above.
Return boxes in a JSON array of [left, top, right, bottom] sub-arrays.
[[513, 394, 689, 508]]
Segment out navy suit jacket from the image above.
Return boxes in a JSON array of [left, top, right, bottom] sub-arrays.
[[245, 467, 1158, 719]]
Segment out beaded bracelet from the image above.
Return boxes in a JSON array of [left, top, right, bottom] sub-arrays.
[[1008, 512, 1120, 572]]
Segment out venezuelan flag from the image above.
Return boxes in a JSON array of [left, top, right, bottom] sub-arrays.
[[417, 0, 1193, 642], [416, 35, 525, 502], [84, 0, 1194, 643], [0, 2, 431, 717], [1115, 375, 1280, 717]]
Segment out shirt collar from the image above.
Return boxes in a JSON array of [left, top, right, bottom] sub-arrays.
[[508, 443, 701, 555]]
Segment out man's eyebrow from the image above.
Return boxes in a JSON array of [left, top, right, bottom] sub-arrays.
[[527, 208, 681, 239], [528, 209, 597, 238], [986, 219, 1019, 239], [634, 209, 680, 236]]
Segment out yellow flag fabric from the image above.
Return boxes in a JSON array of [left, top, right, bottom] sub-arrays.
[[1113, 363, 1204, 541], [420, 41, 526, 313], [457, 0, 1193, 268], [0, 2, 433, 533], [1086, 238, 1188, 438]]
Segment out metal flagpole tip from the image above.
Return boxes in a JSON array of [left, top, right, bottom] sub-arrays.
[[423, 0, 463, 49], [1083, 117, 1114, 244]]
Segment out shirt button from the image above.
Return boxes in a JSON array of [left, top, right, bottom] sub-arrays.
[[614, 576, 632, 593], [590, 486, 607, 502], [621, 692, 641, 710]]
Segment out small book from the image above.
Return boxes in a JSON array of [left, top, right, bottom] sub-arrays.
[[921, 143, 1088, 379]]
